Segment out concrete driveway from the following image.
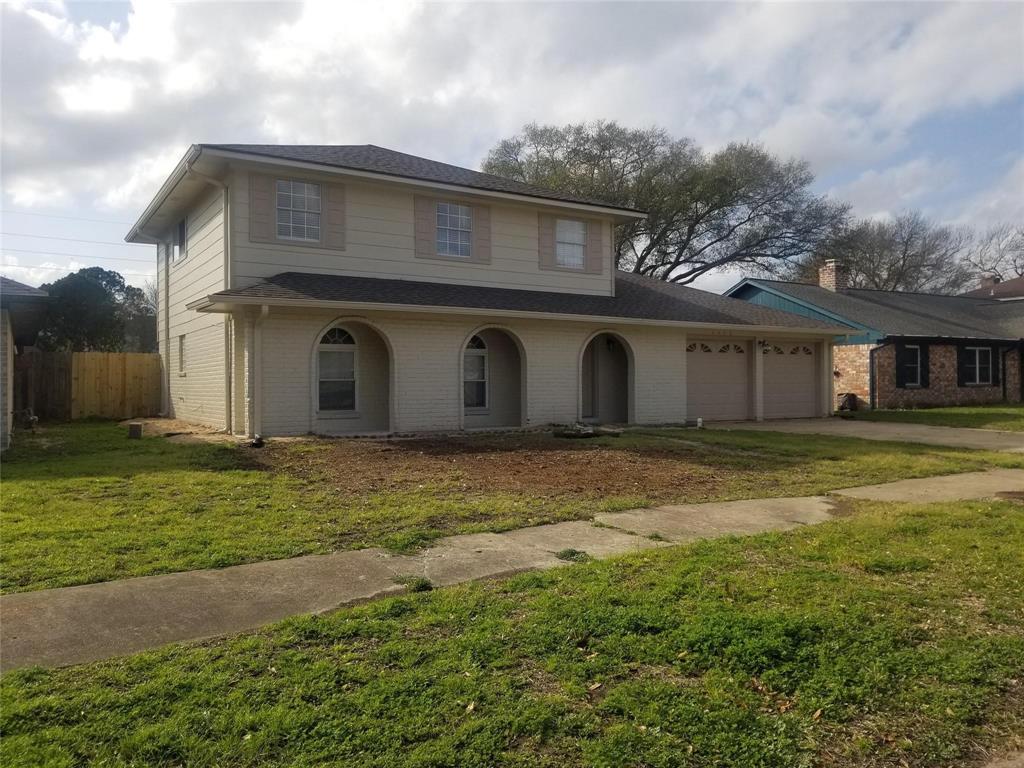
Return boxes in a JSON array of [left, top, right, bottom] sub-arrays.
[[712, 418, 1024, 453]]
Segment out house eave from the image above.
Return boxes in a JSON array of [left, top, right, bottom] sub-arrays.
[[187, 294, 846, 337]]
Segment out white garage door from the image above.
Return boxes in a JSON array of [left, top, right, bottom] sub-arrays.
[[686, 341, 750, 421], [763, 343, 819, 419]]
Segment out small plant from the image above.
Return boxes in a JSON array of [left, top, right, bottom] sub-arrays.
[[647, 532, 669, 542], [555, 548, 591, 563], [394, 575, 433, 592]]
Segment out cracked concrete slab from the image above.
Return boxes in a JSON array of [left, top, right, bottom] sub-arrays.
[[594, 497, 836, 542], [834, 468, 1024, 502], [500, 520, 668, 557]]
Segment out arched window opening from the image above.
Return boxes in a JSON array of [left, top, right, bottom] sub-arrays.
[[318, 327, 357, 411], [464, 335, 488, 409]]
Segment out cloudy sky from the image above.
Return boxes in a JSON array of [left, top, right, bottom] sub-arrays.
[[1, 0, 1022, 292]]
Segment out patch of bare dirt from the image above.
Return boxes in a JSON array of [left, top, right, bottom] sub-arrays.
[[255, 432, 729, 501]]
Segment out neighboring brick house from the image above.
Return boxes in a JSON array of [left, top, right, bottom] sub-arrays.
[[0, 277, 48, 449], [127, 144, 842, 437], [726, 262, 1024, 410], [961, 275, 1024, 300]]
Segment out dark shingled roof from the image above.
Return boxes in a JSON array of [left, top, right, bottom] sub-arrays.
[[205, 271, 841, 331], [202, 144, 644, 214], [0, 276, 47, 300], [961, 275, 1024, 299], [743, 279, 1023, 340]]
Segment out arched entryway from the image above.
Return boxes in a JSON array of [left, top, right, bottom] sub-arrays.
[[461, 327, 525, 429], [311, 320, 392, 433], [581, 332, 632, 424]]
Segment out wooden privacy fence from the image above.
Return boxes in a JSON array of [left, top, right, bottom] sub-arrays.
[[14, 350, 161, 420]]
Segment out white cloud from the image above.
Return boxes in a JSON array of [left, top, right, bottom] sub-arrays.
[[58, 72, 137, 112], [956, 158, 1024, 227], [828, 157, 958, 220]]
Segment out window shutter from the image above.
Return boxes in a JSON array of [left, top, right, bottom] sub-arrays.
[[413, 195, 437, 258], [538, 213, 556, 268], [991, 347, 1001, 386], [919, 344, 930, 388], [249, 173, 274, 243], [584, 219, 604, 274], [324, 183, 346, 250], [956, 345, 968, 387], [471, 204, 491, 264], [894, 344, 907, 388]]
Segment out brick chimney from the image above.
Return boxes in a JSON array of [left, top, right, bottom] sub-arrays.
[[818, 259, 846, 292]]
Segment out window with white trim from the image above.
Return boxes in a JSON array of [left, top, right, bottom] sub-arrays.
[[555, 219, 586, 269], [177, 334, 186, 375], [276, 179, 321, 241], [463, 335, 488, 409], [437, 202, 472, 258], [904, 344, 921, 387], [964, 346, 992, 386], [317, 327, 356, 411], [172, 218, 188, 263]]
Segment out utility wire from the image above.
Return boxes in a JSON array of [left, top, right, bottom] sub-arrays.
[[0, 263, 154, 276], [1, 232, 151, 248], [0, 209, 135, 225], [1, 247, 155, 264]]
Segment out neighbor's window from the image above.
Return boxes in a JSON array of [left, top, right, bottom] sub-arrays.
[[172, 218, 188, 263], [318, 327, 356, 411], [177, 334, 186, 375], [964, 347, 992, 386], [555, 219, 586, 269], [463, 335, 488, 409], [276, 179, 321, 241], [437, 202, 472, 258], [904, 344, 921, 387]]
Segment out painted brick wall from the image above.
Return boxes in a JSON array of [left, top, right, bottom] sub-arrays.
[[874, 344, 1019, 408], [833, 343, 872, 407]]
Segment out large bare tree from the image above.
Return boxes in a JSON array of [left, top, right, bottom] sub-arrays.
[[780, 211, 976, 294], [962, 224, 1024, 281], [482, 121, 847, 284]]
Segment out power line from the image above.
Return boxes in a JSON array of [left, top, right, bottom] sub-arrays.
[[1, 247, 155, 264], [0, 209, 135, 226], [0, 263, 154, 277], [1, 232, 152, 248]]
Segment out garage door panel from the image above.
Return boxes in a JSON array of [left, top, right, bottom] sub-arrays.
[[764, 343, 818, 419], [686, 341, 750, 421]]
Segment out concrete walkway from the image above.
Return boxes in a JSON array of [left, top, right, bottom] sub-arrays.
[[712, 418, 1024, 453], [3, 469, 1024, 672]]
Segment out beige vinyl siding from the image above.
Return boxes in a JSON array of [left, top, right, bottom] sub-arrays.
[[229, 168, 615, 296], [163, 186, 227, 428], [249, 307, 691, 435]]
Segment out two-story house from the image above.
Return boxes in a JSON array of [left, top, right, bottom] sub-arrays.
[[126, 144, 843, 436]]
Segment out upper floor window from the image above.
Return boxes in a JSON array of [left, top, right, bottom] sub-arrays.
[[172, 218, 188, 263], [317, 327, 356, 411], [437, 202, 472, 258], [963, 347, 992, 386], [463, 335, 488, 409], [903, 344, 921, 387], [555, 219, 586, 269], [277, 180, 321, 242]]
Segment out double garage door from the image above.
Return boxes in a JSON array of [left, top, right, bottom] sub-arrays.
[[686, 340, 819, 422]]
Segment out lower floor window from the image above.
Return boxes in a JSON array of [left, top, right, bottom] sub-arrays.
[[963, 346, 992, 385], [463, 335, 488, 408], [318, 327, 356, 411]]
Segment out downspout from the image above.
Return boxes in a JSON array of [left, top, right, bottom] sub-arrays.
[[868, 343, 883, 410], [245, 313, 256, 438], [162, 241, 171, 416], [186, 159, 233, 434]]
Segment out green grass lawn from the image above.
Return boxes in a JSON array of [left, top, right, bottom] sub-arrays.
[[4, 498, 1022, 767], [848, 403, 1024, 432], [2, 421, 1023, 594]]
